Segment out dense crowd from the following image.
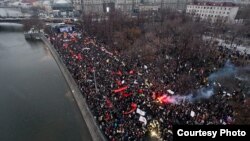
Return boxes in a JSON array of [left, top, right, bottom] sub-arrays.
[[47, 25, 249, 141]]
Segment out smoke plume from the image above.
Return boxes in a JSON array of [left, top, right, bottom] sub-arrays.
[[171, 87, 214, 104], [208, 60, 237, 81], [160, 60, 249, 104]]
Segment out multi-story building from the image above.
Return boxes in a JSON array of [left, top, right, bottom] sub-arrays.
[[195, 0, 250, 5], [72, 0, 193, 14], [115, 0, 140, 12], [72, 0, 116, 13], [72, 0, 82, 11], [85, 0, 104, 13], [143, 0, 193, 11], [186, 2, 239, 23], [0, 0, 5, 6], [237, 0, 250, 5], [52, 0, 74, 17], [81, 0, 141, 13]]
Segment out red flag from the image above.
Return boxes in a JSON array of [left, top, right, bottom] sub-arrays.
[[113, 86, 128, 93], [122, 92, 132, 97], [116, 71, 122, 76], [129, 70, 135, 74], [116, 80, 122, 86], [131, 103, 137, 108], [105, 112, 110, 121], [106, 98, 113, 108], [157, 95, 175, 104], [77, 53, 83, 60], [138, 89, 143, 94], [123, 103, 137, 115], [63, 43, 68, 49], [111, 71, 122, 76]]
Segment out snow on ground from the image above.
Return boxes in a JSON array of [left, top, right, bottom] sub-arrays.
[[203, 36, 250, 55]]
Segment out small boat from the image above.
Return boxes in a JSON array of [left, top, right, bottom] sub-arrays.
[[24, 28, 41, 40]]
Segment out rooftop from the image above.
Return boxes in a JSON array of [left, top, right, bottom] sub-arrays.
[[190, 2, 237, 7], [53, 0, 71, 4], [52, 0, 73, 8]]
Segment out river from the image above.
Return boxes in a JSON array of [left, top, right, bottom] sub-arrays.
[[0, 8, 23, 17], [0, 24, 92, 141]]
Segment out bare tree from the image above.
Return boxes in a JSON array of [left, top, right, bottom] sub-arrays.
[[22, 15, 45, 32]]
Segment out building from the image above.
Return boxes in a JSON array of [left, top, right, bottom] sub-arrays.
[[194, 0, 250, 5], [42, 0, 52, 12], [52, 0, 74, 17], [71, 0, 116, 13], [80, 0, 138, 14], [135, 4, 160, 12], [72, 0, 193, 14], [115, 0, 140, 12], [83, 0, 107, 13], [186, 2, 239, 23], [0, 0, 6, 6], [143, 0, 193, 11], [236, 0, 250, 5], [72, 0, 81, 11]]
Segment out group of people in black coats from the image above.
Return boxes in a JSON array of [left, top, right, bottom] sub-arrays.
[[47, 26, 249, 141]]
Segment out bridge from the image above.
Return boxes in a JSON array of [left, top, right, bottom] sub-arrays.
[[0, 7, 65, 23], [0, 17, 67, 23], [0, 7, 76, 24], [0, 17, 28, 23], [0, 6, 20, 8]]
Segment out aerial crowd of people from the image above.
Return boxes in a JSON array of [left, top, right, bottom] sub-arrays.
[[47, 25, 249, 141]]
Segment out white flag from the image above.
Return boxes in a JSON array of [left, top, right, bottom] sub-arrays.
[[139, 116, 147, 125], [136, 108, 146, 116], [190, 111, 195, 117], [167, 89, 175, 95]]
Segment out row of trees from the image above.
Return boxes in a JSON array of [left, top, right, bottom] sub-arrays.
[[81, 10, 218, 63], [21, 7, 46, 32], [22, 15, 45, 32]]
